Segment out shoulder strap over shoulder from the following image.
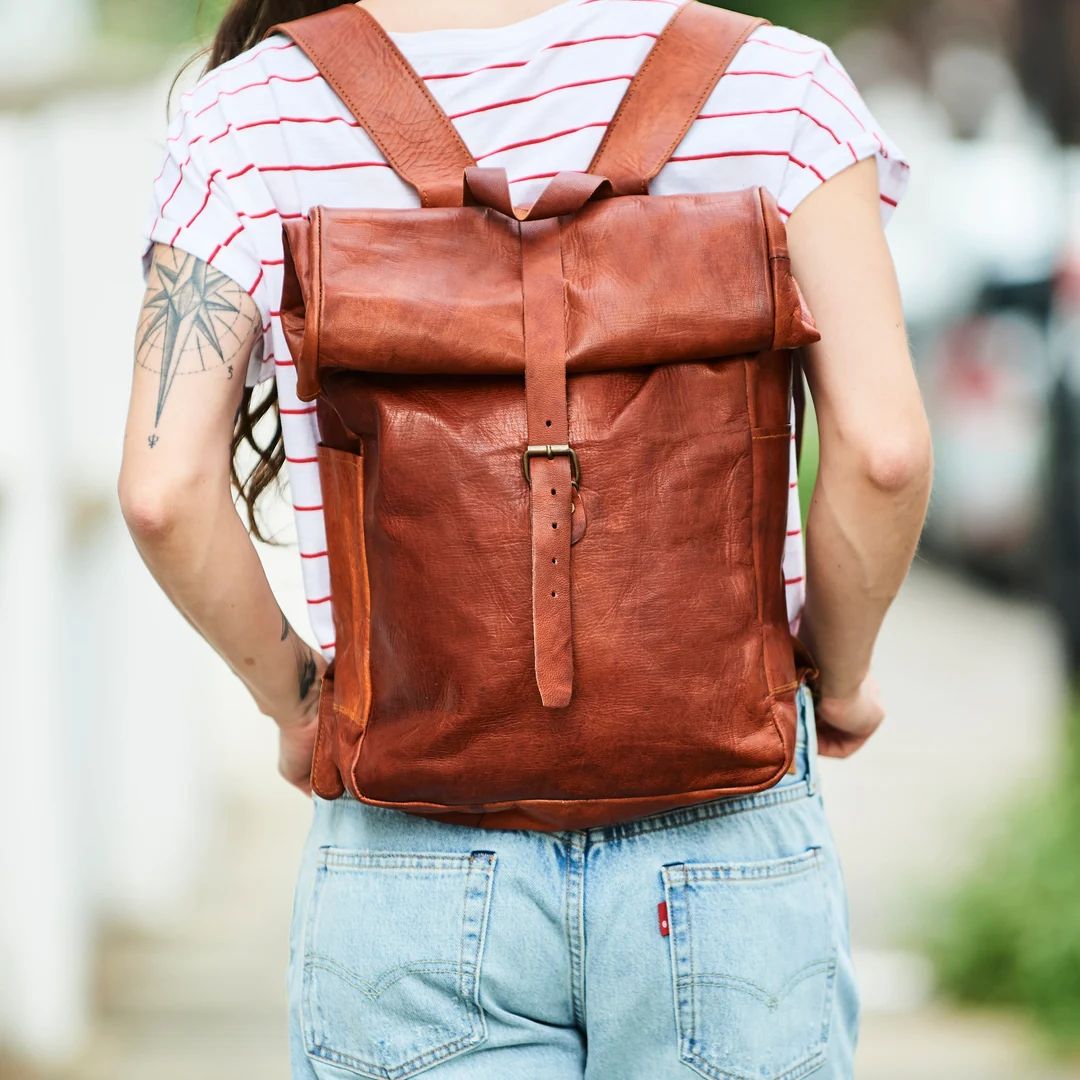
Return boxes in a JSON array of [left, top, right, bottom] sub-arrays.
[[588, 2, 768, 195], [268, 4, 475, 207]]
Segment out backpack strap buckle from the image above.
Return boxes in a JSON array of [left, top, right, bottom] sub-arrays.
[[521, 444, 580, 488]]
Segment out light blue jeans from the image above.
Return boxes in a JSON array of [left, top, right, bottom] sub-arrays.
[[287, 687, 858, 1079]]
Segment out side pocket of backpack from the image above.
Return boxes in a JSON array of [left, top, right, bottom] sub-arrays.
[[750, 423, 798, 697], [314, 443, 372, 799]]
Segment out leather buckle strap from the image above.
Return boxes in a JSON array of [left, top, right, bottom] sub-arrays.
[[521, 443, 580, 487], [520, 217, 574, 708]]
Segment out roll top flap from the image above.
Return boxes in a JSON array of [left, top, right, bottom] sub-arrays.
[[282, 187, 820, 399]]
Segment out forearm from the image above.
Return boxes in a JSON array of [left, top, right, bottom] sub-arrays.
[[800, 447, 931, 697], [124, 484, 320, 727]]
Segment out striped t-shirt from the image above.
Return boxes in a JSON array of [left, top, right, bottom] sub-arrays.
[[142, 0, 910, 657]]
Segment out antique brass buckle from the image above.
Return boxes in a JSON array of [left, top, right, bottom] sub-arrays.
[[521, 443, 580, 487]]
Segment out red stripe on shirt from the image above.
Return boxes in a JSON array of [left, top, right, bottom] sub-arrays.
[[475, 120, 609, 161], [548, 31, 659, 48], [422, 31, 659, 80], [668, 147, 826, 183], [509, 169, 562, 184], [448, 74, 633, 120], [193, 71, 323, 119], [253, 160, 389, 174], [237, 208, 305, 221], [726, 69, 884, 152], [424, 59, 528, 81], [747, 37, 859, 94], [187, 40, 299, 96], [697, 105, 855, 159], [183, 168, 222, 228], [157, 161, 191, 217], [206, 115, 362, 144], [186, 159, 373, 232]]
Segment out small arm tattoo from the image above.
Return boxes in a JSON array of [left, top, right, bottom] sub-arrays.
[[292, 634, 319, 705], [280, 610, 319, 705], [136, 248, 258, 441]]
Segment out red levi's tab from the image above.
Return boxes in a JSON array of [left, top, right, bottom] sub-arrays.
[[657, 901, 670, 937]]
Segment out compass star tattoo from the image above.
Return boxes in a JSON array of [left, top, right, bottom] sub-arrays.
[[136, 248, 259, 444]]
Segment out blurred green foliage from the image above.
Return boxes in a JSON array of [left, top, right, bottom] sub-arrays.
[[97, 0, 230, 46], [797, 402, 818, 526], [736, 0, 889, 38], [933, 698, 1080, 1049]]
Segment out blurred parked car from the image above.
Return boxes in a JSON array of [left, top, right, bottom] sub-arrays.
[[918, 274, 1055, 587]]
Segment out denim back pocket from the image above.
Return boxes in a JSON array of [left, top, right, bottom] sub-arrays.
[[302, 849, 496, 1079], [662, 848, 836, 1080]]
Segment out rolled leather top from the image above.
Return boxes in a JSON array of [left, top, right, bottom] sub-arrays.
[[279, 185, 820, 402]]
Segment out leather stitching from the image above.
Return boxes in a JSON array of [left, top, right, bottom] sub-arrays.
[[646, 16, 769, 184], [587, 0, 689, 189], [278, 8, 475, 207]]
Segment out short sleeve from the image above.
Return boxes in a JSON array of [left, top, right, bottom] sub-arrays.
[[773, 32, 911, 227], [141, 100, 275, 387]]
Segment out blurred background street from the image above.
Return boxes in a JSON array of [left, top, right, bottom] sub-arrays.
[[2, 0, 1080, 1077]]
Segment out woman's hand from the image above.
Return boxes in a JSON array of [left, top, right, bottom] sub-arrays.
[[813, 674, 885, 758], [278, 711, 320, 796]]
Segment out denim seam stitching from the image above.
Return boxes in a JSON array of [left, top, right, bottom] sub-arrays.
[[590, 781, 810, 844], [302, 855, 495, 1079], [663, 853, 838, 1080]]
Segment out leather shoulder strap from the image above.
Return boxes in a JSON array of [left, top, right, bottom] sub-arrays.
[[588, 2, 768, 194], [269, 4, 475, 207]]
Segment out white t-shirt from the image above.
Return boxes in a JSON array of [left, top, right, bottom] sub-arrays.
[[142, 0, 910, 656]]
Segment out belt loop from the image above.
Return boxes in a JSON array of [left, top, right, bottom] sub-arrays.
[[800, 683, 819, 796]]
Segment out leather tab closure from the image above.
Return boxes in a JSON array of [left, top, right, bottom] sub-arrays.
[[520, 217, 574, 708], [464, 166, 613, 221]]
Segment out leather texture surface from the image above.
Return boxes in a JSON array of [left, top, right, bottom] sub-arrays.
[[274, 1, 822, 831]]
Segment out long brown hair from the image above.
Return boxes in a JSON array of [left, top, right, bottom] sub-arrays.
[[206, 1, 341, 540]]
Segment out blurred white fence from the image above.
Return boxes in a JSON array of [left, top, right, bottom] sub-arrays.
[[0, 70, 307, 1067]]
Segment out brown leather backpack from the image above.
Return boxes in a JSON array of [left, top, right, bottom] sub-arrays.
[[275, 0, 821, 830]]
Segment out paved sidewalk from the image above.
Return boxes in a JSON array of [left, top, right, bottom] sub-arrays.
[[30, 564, 1080, 1079], [820, 561, 1068, 950]]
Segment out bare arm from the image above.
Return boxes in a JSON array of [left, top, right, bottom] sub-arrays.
[[118, 244, 325, 791], [786, 158, 933, 754]]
